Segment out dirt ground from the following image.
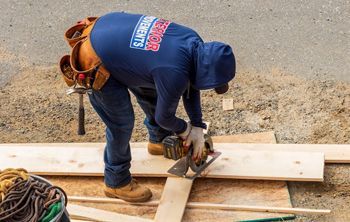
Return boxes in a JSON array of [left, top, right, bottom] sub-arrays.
[[1, 64, 350, 221]]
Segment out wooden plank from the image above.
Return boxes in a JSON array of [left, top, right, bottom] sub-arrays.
[[4, 140, 346, 163], [0, 144, 324, 181], [68, 196, 330, 215], [210, 143, 350, 163], [154, 177, 193, 222], [67, 204, 152, 222], [187, 203, 330, 215]]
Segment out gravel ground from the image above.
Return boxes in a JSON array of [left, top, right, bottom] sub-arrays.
[[0, 65, 350, 221], [0, 0, 349, 86], [0, 1, 349, 221]]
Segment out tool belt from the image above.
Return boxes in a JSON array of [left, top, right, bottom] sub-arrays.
[[59, 17, 110, 91]]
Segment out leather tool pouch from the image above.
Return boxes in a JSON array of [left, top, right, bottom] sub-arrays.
[[92, 65, 110, 91], [64, 17, 98, 47], [59, 55, 76, 87], [59, 17, 110, 91]]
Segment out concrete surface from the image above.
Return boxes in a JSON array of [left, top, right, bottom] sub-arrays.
[[0, 0, 349, 87]]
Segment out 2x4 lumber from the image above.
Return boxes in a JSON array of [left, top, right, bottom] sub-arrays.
[[154, 177, 193, 222], [68, 196, 330, 215], [67, 204, 152, 222], [0, 144, 324, 181]]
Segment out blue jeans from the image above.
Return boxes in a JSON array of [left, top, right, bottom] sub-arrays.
[[88, 77, 172, 188]]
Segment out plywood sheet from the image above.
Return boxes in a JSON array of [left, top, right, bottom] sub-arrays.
[[54, 177, 294, 222], [0, 144, 324, 181]]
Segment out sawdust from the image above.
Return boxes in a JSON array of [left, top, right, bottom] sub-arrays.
[[1, 66, 350, 221]]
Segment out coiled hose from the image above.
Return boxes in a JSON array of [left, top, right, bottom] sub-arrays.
[[0, 168, 29, 202], [0, 175, 67, 222]]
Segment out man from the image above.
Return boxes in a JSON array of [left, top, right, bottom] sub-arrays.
[[61, 12, 235, 202]]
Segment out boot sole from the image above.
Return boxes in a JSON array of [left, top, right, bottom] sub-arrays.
[[104, 190, 152, 203]]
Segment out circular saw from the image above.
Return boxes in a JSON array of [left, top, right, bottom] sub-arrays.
[[162, 134, 221, 179]]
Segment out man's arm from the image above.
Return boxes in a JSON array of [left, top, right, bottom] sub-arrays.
[[182, 86, 206, 129], [153, 68, 188, 134], [153, 67, 206, 160]]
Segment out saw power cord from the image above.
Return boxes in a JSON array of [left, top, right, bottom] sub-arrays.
[[0, 176, 67, 222], [0, 168, 29, 202]]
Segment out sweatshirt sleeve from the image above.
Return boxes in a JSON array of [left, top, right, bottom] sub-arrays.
[[182, 86, 206, 129], [153, 67, 188, 134]]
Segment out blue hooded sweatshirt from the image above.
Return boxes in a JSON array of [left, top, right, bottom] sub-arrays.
[[90, 12, 235, 134]]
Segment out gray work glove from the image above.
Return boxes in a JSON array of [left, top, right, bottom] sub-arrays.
[[178, 122, 205, 160]]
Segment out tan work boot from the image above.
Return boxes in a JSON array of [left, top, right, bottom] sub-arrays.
[[104, 179, 152, 202], [147, 142, 164, 155]]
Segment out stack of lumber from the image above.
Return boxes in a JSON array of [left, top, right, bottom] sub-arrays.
[[0, 131, 341, 221]]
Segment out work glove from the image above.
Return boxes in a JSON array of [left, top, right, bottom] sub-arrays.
[[178, 122, 205, 160]]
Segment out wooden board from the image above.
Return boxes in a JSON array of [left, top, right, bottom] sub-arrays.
[[0, 144, 324, 181], [68, 196, 330, 214], [154, 177, 193, 222], [67, 204, 152, 222], [211, 143, 350, 163]]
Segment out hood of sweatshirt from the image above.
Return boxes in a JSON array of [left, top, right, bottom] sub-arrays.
[[192, 41, 235, 90]]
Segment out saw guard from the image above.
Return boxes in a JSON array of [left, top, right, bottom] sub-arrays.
[[167, 151, 221, 180]]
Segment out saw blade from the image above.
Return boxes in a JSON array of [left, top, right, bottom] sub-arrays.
[[167, 151, 221, 180], [167, 156, 189, 177]]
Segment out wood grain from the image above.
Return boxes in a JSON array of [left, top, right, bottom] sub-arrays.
[[154, 177, 193, 222]]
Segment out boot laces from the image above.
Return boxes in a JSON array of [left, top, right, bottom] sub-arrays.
[[130, 179, 139, 190]]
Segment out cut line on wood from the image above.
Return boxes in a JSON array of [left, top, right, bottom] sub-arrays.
[[68, 196, 330, 215]]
